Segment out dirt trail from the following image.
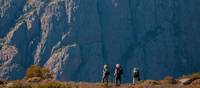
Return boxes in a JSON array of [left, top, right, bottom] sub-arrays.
[[74, 83, 186, 88], [76, 83, 132, 88]]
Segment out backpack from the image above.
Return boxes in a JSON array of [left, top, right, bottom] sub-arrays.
[[134, 71, 139, 77], [133, 68, 139, 77], [116, 68, 123, 75], [104, 68, 110, 75]]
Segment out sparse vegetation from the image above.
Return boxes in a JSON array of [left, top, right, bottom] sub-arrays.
[[24, 65, 53, 80], [182, 72, 200, 88], [8, 80, 31, 88], [1, 72, 200, 88], [100, 83, 112, 88], [65, 82, 79, 88], [160, 76, 177, 84], [33, 81, 66, 88], [4, 81, 78, 88], [191, 72, 200, 79], [24, 65, 42, 79]]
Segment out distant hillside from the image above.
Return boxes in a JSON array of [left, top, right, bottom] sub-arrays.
[[1, 0, 200, 82]]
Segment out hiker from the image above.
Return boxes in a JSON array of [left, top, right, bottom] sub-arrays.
[[133, 67, 140, 84], [114, 64, 123, 86], [102, 64, 110, 84]]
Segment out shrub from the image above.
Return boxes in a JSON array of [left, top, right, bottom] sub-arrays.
[[24, 65, 42, 80], [24, 65, 53, 80], [191, 72, 200, 79], [41, 68, 53, 79], [180, 72, 200, 79]]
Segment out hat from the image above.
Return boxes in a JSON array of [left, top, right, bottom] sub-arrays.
[[104, 64, 108, 68], [116, 64, 120, 68], [134, 67, 139, 72]]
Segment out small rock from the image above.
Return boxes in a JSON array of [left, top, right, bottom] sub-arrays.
[[179, 78, 193, 85], [191, 79, 200, 85], [0, 80, 6, 85], [144, 80, 160, 85], [6, 82, 14, 87], [160, 76, 177, 84]]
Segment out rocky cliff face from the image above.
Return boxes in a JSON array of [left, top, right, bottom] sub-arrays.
[[0, 0, 200, 82]]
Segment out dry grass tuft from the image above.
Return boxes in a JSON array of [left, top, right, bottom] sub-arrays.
[[24, 65, 53, 81], [160, 76, 177, 84]]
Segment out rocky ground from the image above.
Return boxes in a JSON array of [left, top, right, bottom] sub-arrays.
[[0, 76, 199, 88], [0, 67, 200, 88]]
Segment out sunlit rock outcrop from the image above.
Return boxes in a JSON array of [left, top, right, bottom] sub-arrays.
[[0, 0, 200, 82]]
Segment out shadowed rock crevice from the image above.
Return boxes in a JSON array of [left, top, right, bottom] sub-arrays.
[[0, 0, 200, 82]]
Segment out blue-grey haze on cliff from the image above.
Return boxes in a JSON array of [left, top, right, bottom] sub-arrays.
[[0, 0, 200, 82]]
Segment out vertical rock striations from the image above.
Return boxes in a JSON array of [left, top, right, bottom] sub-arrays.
[[0, 0, 200, 82]]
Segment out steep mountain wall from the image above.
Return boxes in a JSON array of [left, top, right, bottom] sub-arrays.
[[0, 0, 200, 82]]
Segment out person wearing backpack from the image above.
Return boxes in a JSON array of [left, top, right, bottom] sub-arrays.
[[133, 67, 140, 84], [114, 64, 123, 86], [102, 64, 110, 84]]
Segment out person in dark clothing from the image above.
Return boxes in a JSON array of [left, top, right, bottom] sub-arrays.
[[114, 64, 123, 86], [133, 67, 140, 84], [102, 64, 110, 84]]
